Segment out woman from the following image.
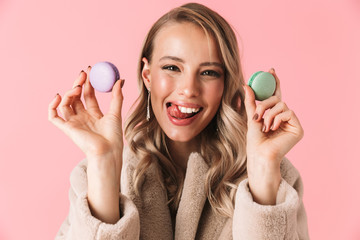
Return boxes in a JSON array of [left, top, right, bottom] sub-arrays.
[[49, 3, 309, 239]]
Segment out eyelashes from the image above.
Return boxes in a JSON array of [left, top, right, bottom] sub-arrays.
[[201, 70, 221, 78], [162, 65, 222, 78], [162, 65, 180, 72]]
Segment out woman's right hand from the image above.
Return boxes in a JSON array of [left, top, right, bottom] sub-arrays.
[[48, 66, 125, 223]]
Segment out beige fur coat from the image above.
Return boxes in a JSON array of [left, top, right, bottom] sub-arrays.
[[56, 147, 309, 239]]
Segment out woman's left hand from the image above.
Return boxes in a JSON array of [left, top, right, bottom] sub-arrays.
[[243, 68, 304, 205]]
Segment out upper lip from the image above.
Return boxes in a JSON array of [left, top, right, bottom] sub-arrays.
[[167, 101, 203, 108]]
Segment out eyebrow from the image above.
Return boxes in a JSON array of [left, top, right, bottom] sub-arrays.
[[159, 56, 224, 68]]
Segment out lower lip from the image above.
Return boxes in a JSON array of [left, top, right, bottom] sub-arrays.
[[166, 108, 201, 126]]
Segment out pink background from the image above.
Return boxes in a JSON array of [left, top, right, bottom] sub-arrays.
[[0, 0, 359, 239]]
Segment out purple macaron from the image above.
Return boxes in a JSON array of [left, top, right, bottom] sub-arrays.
[[89, 61, 120, 92]]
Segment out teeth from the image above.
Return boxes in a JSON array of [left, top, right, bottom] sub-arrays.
[[177, 106, 200, 114]]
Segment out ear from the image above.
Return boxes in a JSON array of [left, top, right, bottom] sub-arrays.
[[237, 94, 242, 111], [232, 90, 242, 113], [141, 57, 151, 90]]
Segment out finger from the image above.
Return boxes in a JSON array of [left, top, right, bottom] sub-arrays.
[[253, 95, 282, 122], [243, 85, 256, 120], [48, 94, 66, 129], [72, 70, 87, 114], [269, 68, 282, 99], [270, 110, 302, 135], [84, 66, 103, 118], [72, 90, 86, 114], [262, 101, 289, 132], [58, 86, 82, 120], [72, 70, 86, 88], [108, 79, 125, 120], [243, 84, 264, 131]]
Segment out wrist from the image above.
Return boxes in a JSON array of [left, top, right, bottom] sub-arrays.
[[86, 147, 122, 165], [87, 186, 120, 224], [87, 162, 121, 224], [87, 153, 121, 199], [248, 176, 281, 204], [86, 152, 122, 223], [247, 159, 281, 205], [87, 150, 122, 180]]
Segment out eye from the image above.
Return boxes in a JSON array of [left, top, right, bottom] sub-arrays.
[[201, 70, 221, 78], [162, 65, 180, 72]]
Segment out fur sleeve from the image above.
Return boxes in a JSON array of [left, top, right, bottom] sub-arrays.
[[232, 158, 310, 240], [55, 158, 140, 240]]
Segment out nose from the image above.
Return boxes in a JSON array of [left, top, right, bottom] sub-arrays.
[[177, 73, 200, 98]]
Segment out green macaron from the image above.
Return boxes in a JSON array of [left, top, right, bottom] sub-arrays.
[[248, 71, 276, 101]]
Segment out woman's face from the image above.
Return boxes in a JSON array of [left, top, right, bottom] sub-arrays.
[[142, 22, 224, 143]]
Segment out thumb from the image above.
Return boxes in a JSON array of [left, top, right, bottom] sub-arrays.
[[108, 79, 125, 120], [243, 85, 257, 122]]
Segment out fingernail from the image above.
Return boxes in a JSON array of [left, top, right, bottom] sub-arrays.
[[79, 70, 84, 75], [253, 113, 258, 121], [271, 68, 275, 72], [262, 125, 266, 132], [120, 79, 125, 88], [55, 93, 59, 98], [88, 65, 91, 69], [270, 123, 274, 130]]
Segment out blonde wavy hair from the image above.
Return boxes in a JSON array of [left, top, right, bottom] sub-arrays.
[[124, 2, 248, 218]]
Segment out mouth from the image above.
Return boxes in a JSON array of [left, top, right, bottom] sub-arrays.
[[166, 102, 203, 120]]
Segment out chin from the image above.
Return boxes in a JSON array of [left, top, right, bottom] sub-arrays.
[[164, 128, 200, 143]]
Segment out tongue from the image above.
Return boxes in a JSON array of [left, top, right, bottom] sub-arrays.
[[168, 105, 196, 119]]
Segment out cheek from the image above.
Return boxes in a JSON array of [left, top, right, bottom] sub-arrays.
[[150, 71, 175, 105], [158, 75, 174, 92], [205, 81, 224, 106]]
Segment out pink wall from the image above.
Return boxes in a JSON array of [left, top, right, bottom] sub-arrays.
[[0, 0, 359, 239]]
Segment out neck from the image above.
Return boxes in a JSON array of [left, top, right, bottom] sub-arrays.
[[166, 137, 200, 172]]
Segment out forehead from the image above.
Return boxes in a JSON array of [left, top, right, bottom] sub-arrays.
[[152, 21, 222, 63]]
